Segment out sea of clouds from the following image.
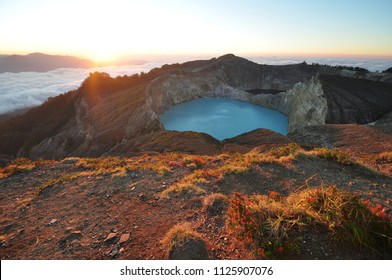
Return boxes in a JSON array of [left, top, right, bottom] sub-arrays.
[[0, 57, 391, 115], [0, 63, 164, 115], [249, 56, 392, 72]]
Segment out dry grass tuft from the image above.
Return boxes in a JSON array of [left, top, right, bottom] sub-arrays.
[[0, 158, 52, 179], [161, 183, 206, 198], [227, 185, 392, 259], [202, 193, 228, 217], [311, 148, 353, 165], [161, 222, 208, 259]]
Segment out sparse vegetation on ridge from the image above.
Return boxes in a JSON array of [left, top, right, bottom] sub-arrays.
[[1, 142, 391, 260], [0, 157, 52, 179], [227, 185, 392, 259], [161, 222, 209, 260]]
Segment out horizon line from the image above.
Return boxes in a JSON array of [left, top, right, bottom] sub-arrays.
[[1, 51, 392, 61]]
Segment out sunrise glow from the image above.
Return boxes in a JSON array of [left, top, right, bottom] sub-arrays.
[[1, 0, 392, 63]]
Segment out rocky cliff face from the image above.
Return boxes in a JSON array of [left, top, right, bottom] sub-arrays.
[[147, 67, 392, 133], [284, 77, 327, 131], [1, 54, 391, 159]]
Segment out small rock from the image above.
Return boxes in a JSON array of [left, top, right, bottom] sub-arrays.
[[70, 239, 81, 246], [58, 239, 67, 250], [104, 232, 117, 243], [49, 219, 57, 225], [80, 238, 90, 247], [68, 231, 82, 241], [65, 227, 74, 233], [58, 231, 82, 249], [108, 244, 120, 257], [118, 233, 130, 244], [139, 194, 147, 201]]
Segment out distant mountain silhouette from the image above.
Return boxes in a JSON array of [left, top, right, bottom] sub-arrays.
[[0, 52, 94, 73]]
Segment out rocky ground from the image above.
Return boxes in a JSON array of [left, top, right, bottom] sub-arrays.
[[1, 126, 391, 260]]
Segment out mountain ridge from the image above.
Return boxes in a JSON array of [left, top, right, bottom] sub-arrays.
[[0, 53, 94, 73], [1, 54, 392, 260], [0, 54, 391, 161]]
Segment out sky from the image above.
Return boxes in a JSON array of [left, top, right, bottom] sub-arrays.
[[0, 0, 392, 63]]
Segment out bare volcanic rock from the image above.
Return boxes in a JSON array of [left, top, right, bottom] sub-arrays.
[[106, 130, 222, 156], [1, 54, 392, 159], [289, 124, 392, 155], [372, 110, 392, 135], [222, 128, 293, 153], [289, 124, 392, 176], [320, 75, 392, 125], [269, 75, 392, 132]]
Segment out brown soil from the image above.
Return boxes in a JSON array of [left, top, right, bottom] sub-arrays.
[[1, 126, 391, 260]]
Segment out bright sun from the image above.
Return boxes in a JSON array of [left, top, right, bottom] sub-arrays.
[[91, 45, 118, 65]]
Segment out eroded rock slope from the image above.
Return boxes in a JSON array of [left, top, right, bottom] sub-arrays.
[[0, 54, 391, 160]]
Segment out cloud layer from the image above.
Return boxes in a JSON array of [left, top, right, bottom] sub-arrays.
[[0, 63, 163, 115], [1, 57, 391, 115], [248, 56, 392, 72]]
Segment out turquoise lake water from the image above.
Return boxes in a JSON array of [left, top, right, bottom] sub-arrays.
[[160, 98, 288, 140]]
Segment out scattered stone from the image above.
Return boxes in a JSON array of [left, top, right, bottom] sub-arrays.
[[107, 244, 120, 257], [80, 237, 91, 247], [104, 232, 117, 243], [119, 233, 130, 244], [67, 231, 82, 241], [58, 239, 67, 250], [58, 231, 82, 249], [65, 227, 74, 233], [139, 194, 147, 202], [48, 219, 57, 225], [3, 223, 16, 233], [70, 239, 81, 246]]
